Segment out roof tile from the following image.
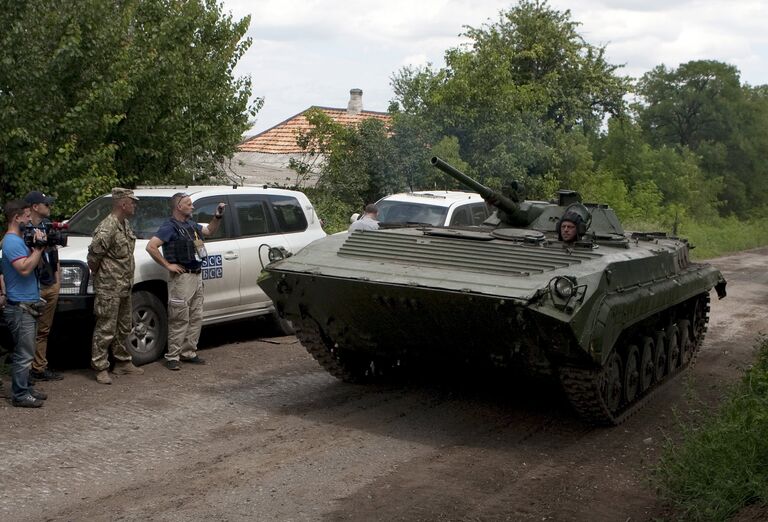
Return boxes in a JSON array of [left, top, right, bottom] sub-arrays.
[[239, 107, 391, 154]]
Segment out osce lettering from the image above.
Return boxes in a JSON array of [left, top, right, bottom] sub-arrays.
[[202, 254, 223, 280]]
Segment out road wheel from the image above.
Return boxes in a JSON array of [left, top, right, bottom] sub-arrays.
[[666, 325, 681, 373], [678, 319, 694, 364], [639, 337, 655, 392], [624, 345, 640, 404], [600, 352, 623, 414], [654, 330, 667, 383], [126, 290, 167, 365]]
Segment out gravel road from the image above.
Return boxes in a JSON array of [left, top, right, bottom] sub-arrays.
[[1, 248, 765, 521]]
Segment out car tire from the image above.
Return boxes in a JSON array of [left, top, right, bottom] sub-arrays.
[[126, 290, 167, 365], [273, 313, 296, 336]]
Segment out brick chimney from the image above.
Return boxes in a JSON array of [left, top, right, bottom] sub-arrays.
[[347, 88, 363, 115]]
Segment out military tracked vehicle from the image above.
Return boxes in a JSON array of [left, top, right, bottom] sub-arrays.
[[258, 157, 726, 425]]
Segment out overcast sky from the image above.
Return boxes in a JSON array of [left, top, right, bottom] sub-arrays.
[[221, 0, 768, 135]]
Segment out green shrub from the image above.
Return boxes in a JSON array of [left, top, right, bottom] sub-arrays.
[[679, 217, 768, 260], [622, 216, 768, 260], [653, 337, 768, 521]]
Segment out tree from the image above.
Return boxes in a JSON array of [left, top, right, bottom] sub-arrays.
[[0, 0, 258, 216], [288, 109, 396, 230], [389, 0, 629, 191], [636, 61, 742, 150], [635, 60, 768, 216]]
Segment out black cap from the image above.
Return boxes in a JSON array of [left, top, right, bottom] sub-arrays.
[[24, 191, 55, 205]]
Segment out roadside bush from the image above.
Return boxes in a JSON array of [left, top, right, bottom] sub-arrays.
[[302, 187, 357, 234], [619, 216, 768, 260], [679, 216, 768, 259], [653, 336, 768, 521]]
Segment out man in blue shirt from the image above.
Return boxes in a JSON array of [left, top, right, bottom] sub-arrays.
[[1, 199, 48, 407], [146, 192, 225, 371]]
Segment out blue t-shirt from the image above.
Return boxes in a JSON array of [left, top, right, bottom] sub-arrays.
[[154, 218, 204, 269], [1, 233, 40, 302]]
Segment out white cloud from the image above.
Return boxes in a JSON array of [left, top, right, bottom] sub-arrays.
[[221, 0, 768, 134]]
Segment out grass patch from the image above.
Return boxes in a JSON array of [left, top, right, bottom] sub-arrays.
[[653, 336, 768, 521], [680, 217, 768, 260], [623, 216, 768, 260]]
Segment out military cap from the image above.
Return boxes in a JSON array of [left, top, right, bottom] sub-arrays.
[[111, 187, 139, 201]]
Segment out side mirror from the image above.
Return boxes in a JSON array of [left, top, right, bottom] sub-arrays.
[[350, 213, 360, 224]]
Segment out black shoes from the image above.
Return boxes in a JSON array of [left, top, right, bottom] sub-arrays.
[[165, 360, 181, 371], [12, 395, 44, 408], [180, 355, 206, 365], [29, 388, 48, 401], [30, 368, 63, 381]]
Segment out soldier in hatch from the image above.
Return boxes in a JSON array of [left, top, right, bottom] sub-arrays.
[[558, 212, 583, 245]]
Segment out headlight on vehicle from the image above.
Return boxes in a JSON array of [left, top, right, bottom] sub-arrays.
[[548, 276, 587, 313], [59, 264, 87, 295], [552, 276, 575, 299], [268, 246, 291, 263]]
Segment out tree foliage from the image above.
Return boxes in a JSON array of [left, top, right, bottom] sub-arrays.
[[289, 1, 767, 233], [0, 0, 258, 216], [636, 60, 768, 217], [390, 0, 628, 189]]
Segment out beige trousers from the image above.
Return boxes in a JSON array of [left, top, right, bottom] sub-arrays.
[[166, 272, 204, 361]]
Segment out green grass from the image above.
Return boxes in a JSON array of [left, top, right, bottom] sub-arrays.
[[623, 216, 768, 260], [652, 336, 768, 521], [680, 217, 768, 260]]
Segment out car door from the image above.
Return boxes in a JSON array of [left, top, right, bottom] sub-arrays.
[[448, 205, 472, 226], [469, 202, 491, 225], [231, 194, 285, 310], [192, 196, 242, 314], [265, 194, 313, 254]]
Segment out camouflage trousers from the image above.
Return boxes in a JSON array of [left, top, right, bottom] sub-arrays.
[[91, 293, 134, 371], [166, 272, 203, 361], [33, 281, 60, 373]]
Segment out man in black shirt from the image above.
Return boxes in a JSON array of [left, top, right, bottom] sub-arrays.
[[25, 191, 63, 382]]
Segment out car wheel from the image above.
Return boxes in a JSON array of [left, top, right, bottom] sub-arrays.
[[126, 290, 167, 365], [272, 312, 295, 336]]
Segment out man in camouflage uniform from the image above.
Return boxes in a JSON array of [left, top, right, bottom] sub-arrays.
[[87, 188, 144, 384]]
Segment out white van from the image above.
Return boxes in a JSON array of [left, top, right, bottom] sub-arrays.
[[353, 191, 491, 227], [56, 185, 325, 364]]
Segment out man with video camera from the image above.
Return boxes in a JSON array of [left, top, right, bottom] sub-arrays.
[[1, 200, 49, 407], [25, 191, 64, 382]]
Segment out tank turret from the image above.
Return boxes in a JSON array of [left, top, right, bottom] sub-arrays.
[[430, 156, 543, 227]]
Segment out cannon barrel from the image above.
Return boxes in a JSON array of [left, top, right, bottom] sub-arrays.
[[430, 156, 520, 216]]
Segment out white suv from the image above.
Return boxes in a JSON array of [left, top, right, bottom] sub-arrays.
[[354, 191, 491, 227], [56, 185, 325, 364]]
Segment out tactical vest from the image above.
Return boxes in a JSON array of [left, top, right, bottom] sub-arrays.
[[162, 220, 199, 266]]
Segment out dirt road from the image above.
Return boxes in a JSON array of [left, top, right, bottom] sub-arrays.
[[1, 248, 765, 521]]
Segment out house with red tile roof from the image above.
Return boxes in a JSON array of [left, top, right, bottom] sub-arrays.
[[222, 89, 391, 187]]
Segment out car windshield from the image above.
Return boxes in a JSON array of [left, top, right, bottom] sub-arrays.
[[376, 200, 449, 226], [66, 196, 171, 239]]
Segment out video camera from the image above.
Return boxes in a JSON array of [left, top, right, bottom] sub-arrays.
[[23, 221, 68, 248]]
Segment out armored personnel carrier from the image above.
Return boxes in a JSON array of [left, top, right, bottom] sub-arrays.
[[258, 157, 726, 425]]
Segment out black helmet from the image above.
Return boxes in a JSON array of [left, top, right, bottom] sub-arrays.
[[557, 211, 585, 241]]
